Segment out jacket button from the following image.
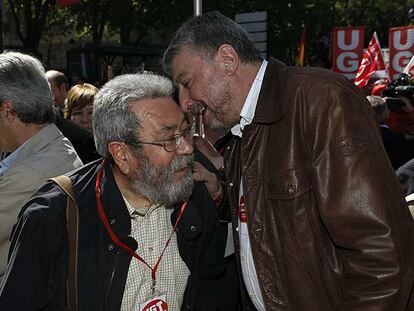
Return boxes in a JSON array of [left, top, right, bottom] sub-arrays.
[[287, 186, 294, 194], [110, 218, 116, 225], [190, 225, 197, 232], [229, 182, 234, 187], [107, 243, 114, 251]]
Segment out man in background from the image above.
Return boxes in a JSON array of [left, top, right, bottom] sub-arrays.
[[367, 95, 414, 170], [45, 70, 68, 116], [0, 51, 82, 282]]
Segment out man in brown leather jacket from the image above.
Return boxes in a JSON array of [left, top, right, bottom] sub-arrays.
[[163, 11, 414, 311]]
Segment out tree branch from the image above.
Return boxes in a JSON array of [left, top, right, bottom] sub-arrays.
[[7, 0, 25, 45]]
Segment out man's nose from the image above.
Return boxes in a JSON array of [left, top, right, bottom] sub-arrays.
[[177, 135, 194, 156], [178, 88, 193, 112]]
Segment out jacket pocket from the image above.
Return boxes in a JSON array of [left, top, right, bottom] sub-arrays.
[[265, 167, 311, 200], [265, 167, 342, 310]]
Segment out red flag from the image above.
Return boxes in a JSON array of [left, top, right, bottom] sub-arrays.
[[57, 0, 80, 7], [354, 32, 387, 88], [296, 27, 306, 66]]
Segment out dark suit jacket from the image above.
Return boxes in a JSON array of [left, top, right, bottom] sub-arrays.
[[54, 112, 100, 164], [381, 125, 414, 170]]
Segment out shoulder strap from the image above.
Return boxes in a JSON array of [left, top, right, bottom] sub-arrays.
[[50, 175, 78, 311]]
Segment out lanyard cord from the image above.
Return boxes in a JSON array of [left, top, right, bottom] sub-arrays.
[[95, 159, 188, 284]]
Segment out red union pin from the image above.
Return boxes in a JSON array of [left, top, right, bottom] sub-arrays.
[[238, 195, 247, 223], [139, 294, 168, 311]]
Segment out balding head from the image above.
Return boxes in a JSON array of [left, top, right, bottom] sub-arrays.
[[45, 70, 68, 109]]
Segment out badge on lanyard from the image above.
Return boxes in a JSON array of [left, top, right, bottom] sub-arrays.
[[139, 293, 168, 311], [95, 160, 186, 311]]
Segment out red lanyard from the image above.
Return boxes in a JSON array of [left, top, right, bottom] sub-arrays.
[[95, 159, 188, 293]]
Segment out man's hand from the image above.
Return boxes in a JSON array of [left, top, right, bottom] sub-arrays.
[[194, 137, 224, 171], [193, 161, 223, 205]]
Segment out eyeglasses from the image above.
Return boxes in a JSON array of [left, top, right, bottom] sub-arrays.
[[126, 124, 195, 152]]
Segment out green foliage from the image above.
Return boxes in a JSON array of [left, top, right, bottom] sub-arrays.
[[2, 0, 414, 66], [5, 0, 58, 53]]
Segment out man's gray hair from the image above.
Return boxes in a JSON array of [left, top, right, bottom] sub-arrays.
[[0, 51, 54, 124], [93, 72, 174, 159], [163, 11, 262, 76]]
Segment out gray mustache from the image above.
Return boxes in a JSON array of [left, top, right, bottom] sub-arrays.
[[171, 154, 194, 171]]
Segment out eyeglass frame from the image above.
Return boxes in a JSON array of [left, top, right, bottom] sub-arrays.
[[124, 123, 195, 153]]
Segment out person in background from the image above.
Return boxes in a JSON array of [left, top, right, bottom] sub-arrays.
[[0, 51, 82, 282], [367, 95, 414, 170], [45, 70, 68, 116], [65, 83, 98, 131], [383, 73, 414, 137], [163, 11, 414, 310], [371, 78, 388, 96], [0, 72, 225, 310], [46, 71, 99, 163]]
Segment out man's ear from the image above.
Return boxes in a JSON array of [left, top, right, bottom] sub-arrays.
[[0, 101, 16, 121], [215, 44, 239, 75], [107, 141, 133, 175], [58, 83, 67, 93]]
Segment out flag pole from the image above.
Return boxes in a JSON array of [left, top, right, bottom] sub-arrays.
[[403, 55, 414, 75], [194, 0, 202, 16]]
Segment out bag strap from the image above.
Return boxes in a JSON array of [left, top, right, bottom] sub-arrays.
[[50, 175, 78, 311]]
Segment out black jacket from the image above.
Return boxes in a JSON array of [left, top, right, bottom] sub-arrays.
[[0, 159, 225, 310], [380, 126, 414, 170], [54, 112, 100, 164]]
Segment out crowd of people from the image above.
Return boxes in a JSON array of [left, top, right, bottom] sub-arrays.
[[365, 74, 414, 197], [1, 11, 414, 311]]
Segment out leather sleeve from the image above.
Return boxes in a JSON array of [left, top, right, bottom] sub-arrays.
[[304, 77, 414, 310]]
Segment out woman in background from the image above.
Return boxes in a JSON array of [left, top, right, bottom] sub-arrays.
[[65, 83, 98, 131]]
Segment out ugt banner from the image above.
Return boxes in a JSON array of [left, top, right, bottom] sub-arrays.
[[389, 26, 414, 80], [332, 26, 365, 79]]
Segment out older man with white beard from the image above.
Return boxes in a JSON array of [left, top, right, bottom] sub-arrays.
[[0, 73, 226, 311]]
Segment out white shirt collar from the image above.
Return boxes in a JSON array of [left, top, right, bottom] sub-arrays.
[[231, 60, 268, 138], [0, 141, 28, 175]]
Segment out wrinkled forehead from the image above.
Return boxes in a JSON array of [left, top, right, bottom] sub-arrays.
[[131, 97, 185, 133]]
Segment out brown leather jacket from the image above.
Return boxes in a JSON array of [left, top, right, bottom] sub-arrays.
[[224, 59, 414, 310]]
